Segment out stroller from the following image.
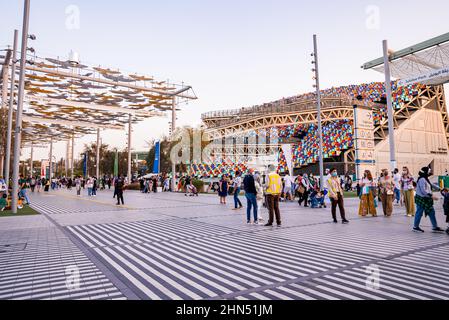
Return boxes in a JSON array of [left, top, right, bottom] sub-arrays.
[[185, 184, 199, 197], [310, 190, 326, 208]]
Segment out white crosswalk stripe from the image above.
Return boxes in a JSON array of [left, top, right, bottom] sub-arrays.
[[65, 217, 449, 300], [0, 230, 126, 300]]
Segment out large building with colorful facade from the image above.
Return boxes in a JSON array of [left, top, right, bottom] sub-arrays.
[[194, 81, 449, 178]]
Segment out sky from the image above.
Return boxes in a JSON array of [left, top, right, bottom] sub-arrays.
[[1, 0, 449, 162]]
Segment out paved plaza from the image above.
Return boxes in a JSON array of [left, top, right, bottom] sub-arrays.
[[0, 189, 448, 300]]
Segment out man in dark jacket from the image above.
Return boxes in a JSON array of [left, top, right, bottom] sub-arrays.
[[243, 168, 258, 224], [116, 176, 125, 205]]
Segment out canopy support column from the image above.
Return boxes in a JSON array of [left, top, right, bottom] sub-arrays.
[[96, 128, 100, 179], [171, 97, 177, 192], [11, 0, 31, 214], [383, 40, 397, 171], [127, 115, 132, 182]]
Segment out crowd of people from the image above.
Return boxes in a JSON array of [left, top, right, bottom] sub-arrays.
[[202, 165, 449, 234], [1, 162, 448, 236]]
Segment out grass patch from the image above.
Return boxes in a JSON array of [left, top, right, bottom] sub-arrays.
[[0, 206, 40, 217], [344, 191, 359, 198]]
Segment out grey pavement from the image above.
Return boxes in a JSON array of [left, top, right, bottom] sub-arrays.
[[0, 187, 448, 300]]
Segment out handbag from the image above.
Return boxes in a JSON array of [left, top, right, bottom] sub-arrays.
[[228, 186, 235, 195], [297, 185, 305, 194]]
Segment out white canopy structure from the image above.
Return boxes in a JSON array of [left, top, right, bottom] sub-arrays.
[[362, 32, 449, 86]]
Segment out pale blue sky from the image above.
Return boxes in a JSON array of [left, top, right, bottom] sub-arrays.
[[1, 0, 448, 161]]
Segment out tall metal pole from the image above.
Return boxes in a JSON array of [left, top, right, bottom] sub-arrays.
[[171, 97, 177, 192], [5, 30, 19, 188], [65, 140, 69, 177], [127, 114, 132, 182], [49, 137, 53, 181], [71, 134, 75, 179], [30, 144, 33, 177], [96, 128, 100, 178], [11, 0, 31, 214], [0, 60, 9, 177], [383, 40, 397, 171], [313, 35, 325, 190]]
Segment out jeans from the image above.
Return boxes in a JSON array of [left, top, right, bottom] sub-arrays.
[[414, 204, 438, 229], [92, 188, 97, 196], [20, 189, 30, 205], [394, 188, 401, 203], [88, 188, 93, 197], [245, 193, 258, 222], [234, 188, 243, 209]]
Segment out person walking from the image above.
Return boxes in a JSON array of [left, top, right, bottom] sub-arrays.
[[75, 177, 81, 196], [36, 178, 42, 193], [378, 169, 395, 217], [19, 175, 31, 205], [232, 171, 243, 210], [393, 168, 402, 205], [265, 165, 282, 227], [243, 169, 258, 224], [413, 167, 444, 233], [328, 168, 349, 224], [255, 173, 265, 223], [92, 177, 98, 197], [86, 177, 94, 197], [358, 170, 377, 217], [401, 167, 416, 217], [116, 176, 125, 206], [218, 175, 229, 205], [298, 173, 311, 207], [30, 176, 36, 193], [283, 173, 293, 202]]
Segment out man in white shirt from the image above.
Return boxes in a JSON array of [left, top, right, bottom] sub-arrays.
[[283, 174, 293, 201]]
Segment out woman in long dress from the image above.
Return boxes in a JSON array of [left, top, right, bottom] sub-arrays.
[[378, 169, 395, 217], [218, 175, 229, 204], [401, 167, 415, 217], [358, 170, 377, 217]]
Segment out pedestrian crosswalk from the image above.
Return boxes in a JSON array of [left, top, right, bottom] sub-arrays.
[[64, 215, 449, 300], [0, 229, 126, 300], [235, 244, 449, 300], [30, 196, 125, 215]]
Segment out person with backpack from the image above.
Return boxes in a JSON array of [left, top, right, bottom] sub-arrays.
[[116, 176, 125, 206], [413, 167, 444, 233]]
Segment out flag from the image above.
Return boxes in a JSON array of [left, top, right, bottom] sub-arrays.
[[83, 153, 88, 178], [153, 141, 161, 174], [114, 150, 119, 177]]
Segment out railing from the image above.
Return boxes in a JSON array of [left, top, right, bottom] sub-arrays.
[[201, 95, 356, 122]]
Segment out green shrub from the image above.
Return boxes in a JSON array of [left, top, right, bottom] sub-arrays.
[[192, 179, 204, 192], [125, 182, 141, 191]]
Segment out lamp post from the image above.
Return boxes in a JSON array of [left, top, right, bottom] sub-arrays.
[[383, 40, 397, 171], [312, 34, 325, 190], [11, 0, 31, 214]]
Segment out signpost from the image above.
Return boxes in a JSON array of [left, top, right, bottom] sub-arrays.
[[354, 105, 376, 181]]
